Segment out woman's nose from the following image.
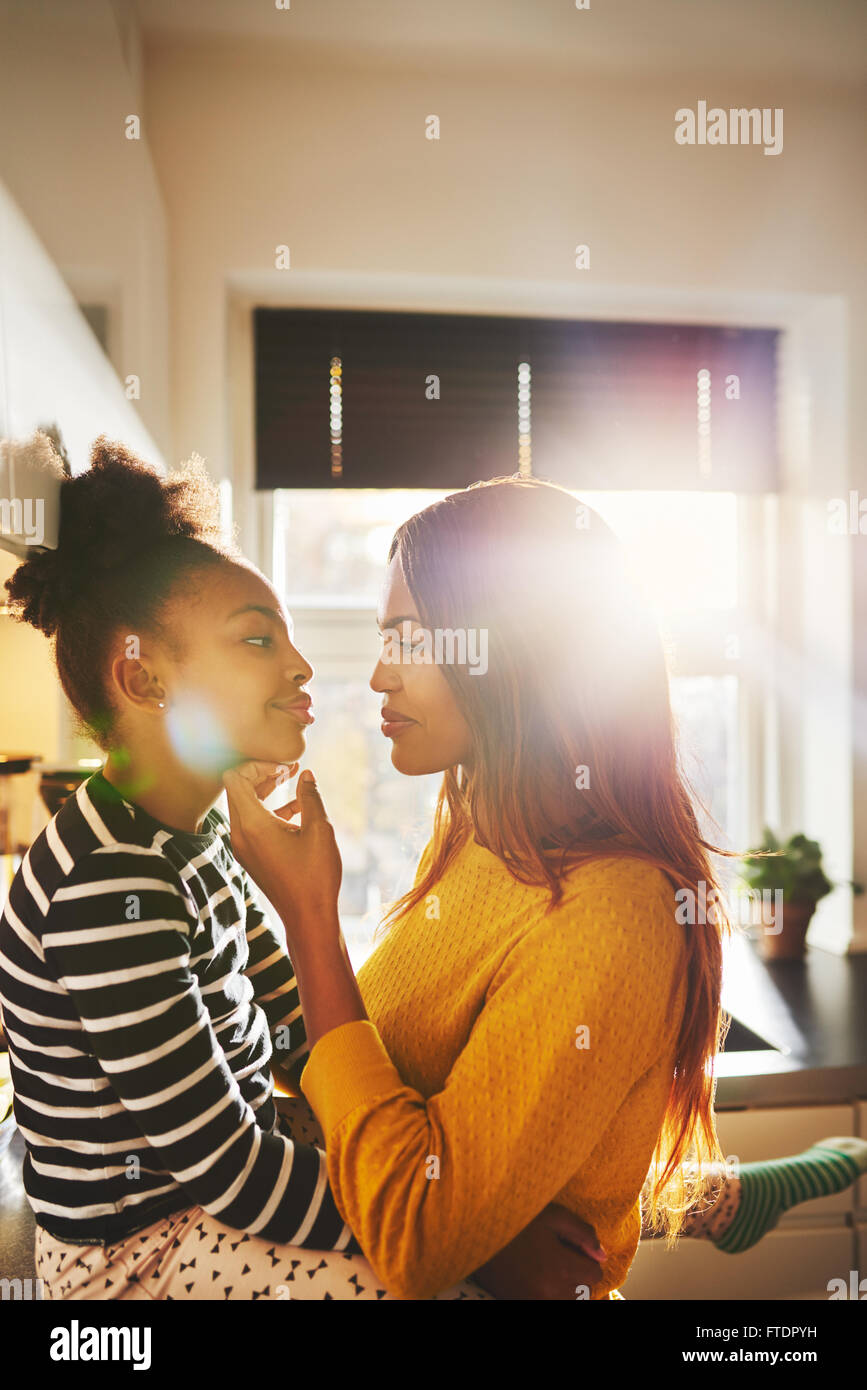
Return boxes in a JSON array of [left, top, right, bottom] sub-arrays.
[[370, 657, 400, 693]]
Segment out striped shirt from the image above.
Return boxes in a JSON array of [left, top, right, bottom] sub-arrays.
[[0, 768, 359, 1251]]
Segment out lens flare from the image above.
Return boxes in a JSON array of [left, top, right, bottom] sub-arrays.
[[164, 693, 238, 775]]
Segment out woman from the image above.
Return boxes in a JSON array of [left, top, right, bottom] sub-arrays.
[[219, 472, 720, 1302], [212, 469, 867, 1295], [1, 437, 862, 1301]]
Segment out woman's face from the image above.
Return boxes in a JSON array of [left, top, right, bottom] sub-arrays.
[[370, 555, 473, 776], [133, 561, 315, 773]]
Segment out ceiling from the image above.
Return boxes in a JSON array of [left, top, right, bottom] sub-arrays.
[[132, 0, 867, 84]]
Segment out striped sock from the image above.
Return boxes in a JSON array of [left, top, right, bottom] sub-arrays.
[[714, 1137, 867, 1254]]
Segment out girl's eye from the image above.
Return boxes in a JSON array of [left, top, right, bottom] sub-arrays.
[[244, 635, 273, 648]]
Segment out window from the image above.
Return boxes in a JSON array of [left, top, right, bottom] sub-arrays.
[[273, 487, 761, 968], [250, 305, 784, 960], [255, 308, 779, 493], [273, 490, 449, 969]]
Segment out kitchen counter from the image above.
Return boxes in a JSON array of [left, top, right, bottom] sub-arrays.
[[715, 928, 867, 1108]]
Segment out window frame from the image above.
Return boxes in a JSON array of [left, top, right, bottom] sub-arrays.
[[229, 280, 854, 950]]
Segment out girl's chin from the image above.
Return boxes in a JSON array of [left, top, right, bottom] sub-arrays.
[[240, 729, 306, 764]]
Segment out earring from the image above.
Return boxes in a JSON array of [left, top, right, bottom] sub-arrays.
[[158, 701, 165, 709]]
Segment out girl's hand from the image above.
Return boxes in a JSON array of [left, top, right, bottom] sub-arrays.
[[221, 762, 342, 936]]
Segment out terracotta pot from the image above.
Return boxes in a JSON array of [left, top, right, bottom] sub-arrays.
[[759, 899, 816, 960]]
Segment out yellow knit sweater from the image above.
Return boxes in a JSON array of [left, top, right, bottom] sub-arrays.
[[300, 834, 688, 1301]]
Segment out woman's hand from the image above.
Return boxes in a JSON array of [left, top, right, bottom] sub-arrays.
[[472, 1203, 609, 1301], [221, 761, 342, 936]]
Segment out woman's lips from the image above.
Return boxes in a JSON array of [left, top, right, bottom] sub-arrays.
[[381, 709, 417, 738]]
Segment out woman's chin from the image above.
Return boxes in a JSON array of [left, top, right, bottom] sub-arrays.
[[389, 736, 459, 777], [389, 743, 435, 777]]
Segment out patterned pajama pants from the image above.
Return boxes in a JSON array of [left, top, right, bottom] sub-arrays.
[[33, 1096, 494, 1302]]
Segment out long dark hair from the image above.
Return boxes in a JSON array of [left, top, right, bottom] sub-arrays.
[[377, 476, 737, 1242]]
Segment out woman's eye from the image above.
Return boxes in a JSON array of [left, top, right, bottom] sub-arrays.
[[379, 631, 421, 646], [244, 635, 273, 648]]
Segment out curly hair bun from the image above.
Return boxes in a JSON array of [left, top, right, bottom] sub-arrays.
[[4, 434, 231, 638], [3, 544, 66, 637]]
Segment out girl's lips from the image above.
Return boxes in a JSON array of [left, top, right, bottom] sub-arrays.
[[274, 704, 315, 725]]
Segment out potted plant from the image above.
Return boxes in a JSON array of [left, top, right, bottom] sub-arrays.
[[739, 828, 864, 960]]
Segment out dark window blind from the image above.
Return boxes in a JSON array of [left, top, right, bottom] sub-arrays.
[[254, 307, 779, 492]]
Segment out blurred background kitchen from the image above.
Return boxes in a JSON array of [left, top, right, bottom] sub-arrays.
[[1, 0, 866, 1300]]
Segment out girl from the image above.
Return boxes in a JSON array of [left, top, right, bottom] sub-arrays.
[[0, 436, 602, 1301], [1, 438, 862, 1300]]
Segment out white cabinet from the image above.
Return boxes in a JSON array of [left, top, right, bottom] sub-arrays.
[[856, 1101, 867, 1219], [622, 1104, 860, 1300], [856, 1101, 867, 1301], [715, 1106, 855, 1221], [623, 1224, 854, 1301], [856, 1227, 867, 1299]]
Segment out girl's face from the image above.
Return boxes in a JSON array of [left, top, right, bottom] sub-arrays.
[[147, 562, 315, 772], [370, 556, 473, 776]]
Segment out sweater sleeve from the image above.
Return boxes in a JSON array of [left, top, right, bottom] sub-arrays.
[[41, 843, 354, 1250], [300, 864, 684, 1299], [238, 872, 309, 1091]]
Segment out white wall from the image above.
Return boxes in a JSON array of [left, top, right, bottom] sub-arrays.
[[141, 38, 867, 946], [0, 177, 164, 763], [0, 0, 170, 765], [0, 0, 171, 460]]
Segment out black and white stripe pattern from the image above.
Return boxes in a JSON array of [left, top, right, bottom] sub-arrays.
[[0, 769, 357, 1252]]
